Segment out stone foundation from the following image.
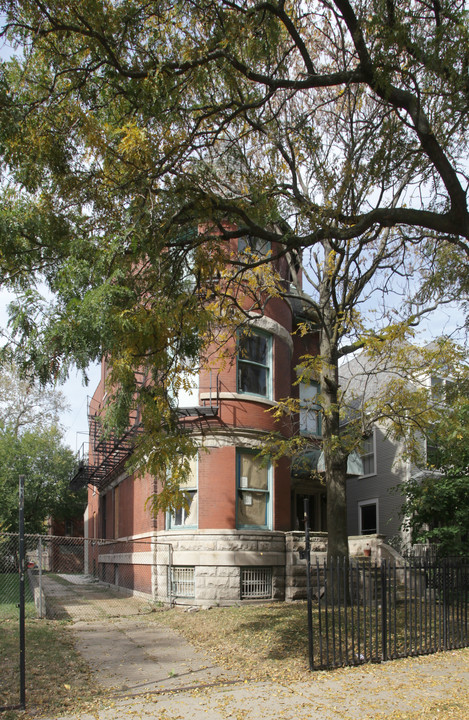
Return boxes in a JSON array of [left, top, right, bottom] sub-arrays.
[[106, 530, 387, 606], [156, 530, 286, 606]]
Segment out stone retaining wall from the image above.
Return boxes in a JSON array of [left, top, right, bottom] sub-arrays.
[[285, 531, 328, 601]]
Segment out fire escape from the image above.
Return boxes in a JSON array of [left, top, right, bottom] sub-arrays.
[[70, 372, 219, 492], [69, 399, 143, 492]]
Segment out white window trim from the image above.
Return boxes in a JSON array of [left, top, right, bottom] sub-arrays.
[[358, 498, 379, 535], [359, 428, 377, 478]]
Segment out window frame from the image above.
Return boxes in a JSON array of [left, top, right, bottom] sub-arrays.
[[237, 329, 273, 400], [359, 429, 377, 478], [240, 567, 273, 599], [169, 566, 195, 598], [236, 449, 272, 530], [167, 455, 198, 530], [238, 235, 271, 257], [299, 380, 322, 436], [358, 498, 379, 535]]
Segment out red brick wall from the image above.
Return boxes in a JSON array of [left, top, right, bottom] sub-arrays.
[[273, 456, 292, 530], [116, 472, 155, 538], [197, 447, 291, 531], [87, 472, 155, 540], [198, 446, 237, 529]]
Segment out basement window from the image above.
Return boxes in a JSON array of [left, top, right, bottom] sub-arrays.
[[170, 567, 195, 598], [241, 567, 272, 599]]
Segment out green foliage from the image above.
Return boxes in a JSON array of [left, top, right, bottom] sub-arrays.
[[1, 0, 468, 552], [400, 394, 469, 557], [0, 426, 85, 533], [0, 364, 84, 532]]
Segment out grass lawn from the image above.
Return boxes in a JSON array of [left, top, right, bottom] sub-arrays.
[[0, 572, 35, 620], [0, 598, 467, 720], [1, 571, 102, 719], [0, 618, 103, 720], [152, 601, 313, 681], [150, 602, 469, 720]]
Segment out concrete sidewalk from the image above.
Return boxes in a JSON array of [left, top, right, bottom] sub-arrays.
[[36, 576, 469, 720], [72, 616, 238, 695], [43, 615, 468, 720]]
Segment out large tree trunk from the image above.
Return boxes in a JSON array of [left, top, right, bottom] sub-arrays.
[[320, 326, 349, 562]]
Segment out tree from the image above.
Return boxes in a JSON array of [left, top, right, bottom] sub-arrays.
[[0, 1, 468, 558], [0, 364, 84, 533], [0, 362, 68, 435], [0, 426, 84, 533], [399, 390, 469, 557]]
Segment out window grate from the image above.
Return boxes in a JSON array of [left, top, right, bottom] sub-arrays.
[[241, 567, 272, 599], [170, 566, 195, 598]]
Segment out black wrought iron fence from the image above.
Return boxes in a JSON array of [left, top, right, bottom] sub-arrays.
[[308, 557, 469, 670]]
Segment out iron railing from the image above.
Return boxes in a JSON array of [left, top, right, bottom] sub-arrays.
[[308, 557, 469, 670]]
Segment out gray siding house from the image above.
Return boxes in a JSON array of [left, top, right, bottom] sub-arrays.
[[340, 347, 445, 550], [345, 424, 409, 544]]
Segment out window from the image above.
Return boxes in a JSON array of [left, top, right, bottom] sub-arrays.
[[170, 567, 195, 598], [168, 455, 198, 529], [431, 376, 455, 404], [425, 430, 442, 469], [360, 432, 376, 477], [236, 450, 271, 529], [237, 330, 272, 398], [238, 236, 271, 257], [359, 499, 378, 535], [299, 381, 321, 436], [241, 567, 272, 599]]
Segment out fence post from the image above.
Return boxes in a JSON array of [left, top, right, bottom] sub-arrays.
[[381, 560, 387, 662], [304, 498, 314, 671], [442, 558, 448, 649], [168, 544, 173, 606], [38, 538, 43, 619], [18, 475, 26, 710]]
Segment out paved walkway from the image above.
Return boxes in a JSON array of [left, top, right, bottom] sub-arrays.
[[34, 573, 152, 621], [72, 616, 237, 695], [38, 576, 469, 720]]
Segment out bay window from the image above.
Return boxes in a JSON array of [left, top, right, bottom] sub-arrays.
[[236, 450, 271, 529], [237, 330, 272, 399]]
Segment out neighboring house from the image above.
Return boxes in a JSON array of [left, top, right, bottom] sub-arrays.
[[345, 423, 408, 543], [70, 237, 366, 605], [340, 348, 449, 551]]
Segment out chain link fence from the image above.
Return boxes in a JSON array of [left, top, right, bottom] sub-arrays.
[[1, 532, 174, 712], [0, 533, 172, 621]]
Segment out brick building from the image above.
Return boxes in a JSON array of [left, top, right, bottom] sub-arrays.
[[71, 238, 366, 604]]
